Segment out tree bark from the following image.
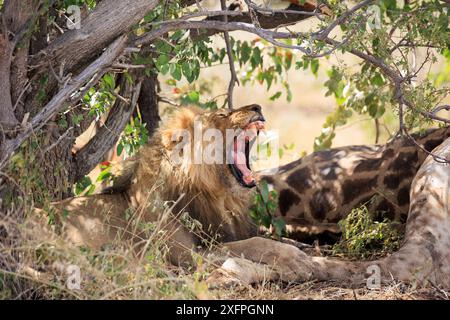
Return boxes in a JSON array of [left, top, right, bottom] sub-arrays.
[[30, 0, 158, 76], [0, 35, 18, 131], [7, 0, 36, 114], [138, 72, 160, 137]]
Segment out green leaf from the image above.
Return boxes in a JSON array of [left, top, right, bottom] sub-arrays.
[[117, 143, 124, 157], [286, 86, 293, 103], [270, 92, 282, 101], [260, 180, 269, 203], [96, 168, 112, 182], [182, 61, 192, 78], [187, 91, 200, 103], [103, 73, 115, 90], [85, 184, 96, 196], [240, 41, 251, 65], [261, 214, 272, 229], [249, 209, 260, 220], [171, 64, 182, 81], [75, 176, 93, 196], [251, 47, 263, 68], [371, 73, 385, 86], [311, 59, 319, 76], [368, 103, 378, 118], [272, 218, 286, 237], [156, 55, 170, 74]]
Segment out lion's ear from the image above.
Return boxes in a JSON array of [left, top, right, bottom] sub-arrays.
[[161, 129, 175, 150], [160, 108, 197, 149], [161, 128, 192, 151]]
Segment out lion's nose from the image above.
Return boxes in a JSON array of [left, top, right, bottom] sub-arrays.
[[250, 105, 265, 122]]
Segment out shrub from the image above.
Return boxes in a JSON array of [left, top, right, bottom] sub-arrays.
[[332, 204, 403, 260]]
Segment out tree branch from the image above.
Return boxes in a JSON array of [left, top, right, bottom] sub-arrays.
[[191, 1, 329, 40], [30, 0, 159, 76], [138, 72, 160, 137], [0, 35, 128, 169], [221, 0, 239, 110]]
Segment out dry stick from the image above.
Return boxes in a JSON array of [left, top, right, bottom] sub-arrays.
[[242, 0, 262, 28], [431, 104, 450, 115], [400, 99, 450, 164], [374, 118, 380, 144], [145, 10, 244, 26], [43, 127, 74, 154], [221, 0, 239, 110]]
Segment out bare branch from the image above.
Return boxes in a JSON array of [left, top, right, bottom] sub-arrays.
[[43, 127, 74, 154], [402, 125, 450, 164], [137, 20, 312, 55], [313, 0, 373, 40], [431, 105, 450, 115], [221, 0, 239, 110]]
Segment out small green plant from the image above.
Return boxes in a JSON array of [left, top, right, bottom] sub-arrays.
[[117, 117, 149, 157], [250, 180, 286, 239], [332, 204, 403, 260]]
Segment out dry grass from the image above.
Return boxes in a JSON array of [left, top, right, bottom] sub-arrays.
[[0, 199, 215, 300], [213, 281, 449, 300], [1, 200, 449, 300]]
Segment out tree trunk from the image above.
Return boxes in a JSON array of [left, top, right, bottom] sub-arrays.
[[138, 72, 160, 137]]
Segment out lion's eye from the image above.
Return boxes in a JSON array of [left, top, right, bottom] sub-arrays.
[[216, 110, 229, 118], [251, 105, 261, 113]]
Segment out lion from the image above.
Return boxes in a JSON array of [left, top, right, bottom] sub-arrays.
[[35, 104, 268, 266]]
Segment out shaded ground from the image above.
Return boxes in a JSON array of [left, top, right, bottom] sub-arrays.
[[213, 281, 449, 300], [2, 204, 449, 300]]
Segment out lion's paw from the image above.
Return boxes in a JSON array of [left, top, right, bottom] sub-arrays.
[[206, 268, 243, 289], [206, 257, 278, 288]]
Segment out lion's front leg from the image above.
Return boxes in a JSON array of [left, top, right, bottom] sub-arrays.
[[207, 237, 315, 286]]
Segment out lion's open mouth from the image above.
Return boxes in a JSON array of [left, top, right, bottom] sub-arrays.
[[229, 119, 265, 188]]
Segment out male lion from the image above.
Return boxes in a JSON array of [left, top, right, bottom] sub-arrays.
[[36, 104, 268, 266]]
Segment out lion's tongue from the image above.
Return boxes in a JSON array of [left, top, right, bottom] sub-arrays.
[[234, 138, 253, 184]]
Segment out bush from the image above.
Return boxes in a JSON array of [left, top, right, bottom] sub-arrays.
[[332, 204, 403, 260]]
